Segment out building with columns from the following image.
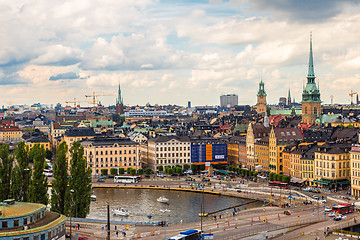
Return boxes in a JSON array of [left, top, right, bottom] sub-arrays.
[[302, 33, 321, 124]]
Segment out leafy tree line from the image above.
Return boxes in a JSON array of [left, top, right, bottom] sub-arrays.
[[0, 141, 92, 219], [0, 142, 47, 204], [269, 172, 290, 183]]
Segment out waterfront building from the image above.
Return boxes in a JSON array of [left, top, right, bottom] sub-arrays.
[[269, 127, 303, 174], [141, 136, 191, 171], [190, 137, 228, 166], [246, 123, 270, 171], [302, 33, 321, 124], [0, 200, 66, 240], [314, 142, 351, 189], [350, 145, 360, 197], [254, 137, 270, 173], [256, 81, 267, 114], [82, 137, 139, 176], [220, 94, 238, 108], [282, 145, 295, 176], [228, 136, 246, 167], [301, 144, 318, 186]]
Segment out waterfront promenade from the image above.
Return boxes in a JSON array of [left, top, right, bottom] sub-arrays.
[[65, 175, 359, 239]]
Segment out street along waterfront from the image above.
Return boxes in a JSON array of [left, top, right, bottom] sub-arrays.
[[87, 188, 263, 224]]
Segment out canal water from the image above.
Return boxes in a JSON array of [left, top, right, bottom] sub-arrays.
[[88, 188, 262, 224]]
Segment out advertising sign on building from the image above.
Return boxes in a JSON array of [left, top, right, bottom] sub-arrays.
[[215, 155, 225, 159]]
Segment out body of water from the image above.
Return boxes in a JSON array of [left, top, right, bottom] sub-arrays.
[[88, 188, 262, 224]]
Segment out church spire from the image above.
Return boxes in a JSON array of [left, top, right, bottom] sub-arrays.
[[307, 32, 315, 83], [116, 82, 123, 105]]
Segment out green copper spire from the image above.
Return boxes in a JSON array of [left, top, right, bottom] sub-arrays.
[[307, 32, 315, 83], [257, 80, 267, 96], [302, 32, 321, 103], [116, 83, 123, 105]]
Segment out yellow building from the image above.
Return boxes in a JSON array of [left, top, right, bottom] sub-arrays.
[[254, 138, 269, 173], [26, 138, 51, 151], [0, 126, 22, 143], [301, 144, 318, 186], [246, 123, 270, 171], [314, 143, 351, 189], [82, 137, 140, 176], [269, 127, 303, 174], [350, 145, 360, 197], [63, 127, 95, 149], [282, 145, 294, 176]]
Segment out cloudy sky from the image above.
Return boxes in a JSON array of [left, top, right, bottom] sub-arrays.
[[1, 0, 360, 107]]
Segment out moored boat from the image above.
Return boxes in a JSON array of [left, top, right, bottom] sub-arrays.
[[112, 208, 129, 216], [157, 196, 169, 204]]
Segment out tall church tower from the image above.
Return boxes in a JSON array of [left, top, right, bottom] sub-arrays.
[[116, 83, 124, 114], [256, 80, 267, 114], [302, 33, 321, 124]]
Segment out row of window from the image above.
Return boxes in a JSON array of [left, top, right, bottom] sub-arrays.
[[157, 152, 190, 158], [156, 146, 190, 151], [1, 210, 45, 229], [316, 169, 349, 177], [315, 160, 350, 169], [91, 162, 136, 168], [88, 156, 137, 163], [316, 154, 349, 160], [89, 149, 137, 155], [156, 142, 189, 146], [12, 223, 65, 240], [156, 159, 190, 164]]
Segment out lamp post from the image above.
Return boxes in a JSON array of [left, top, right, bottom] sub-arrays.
[[70, 189, 74, 239], [160, 209, 170, 240]]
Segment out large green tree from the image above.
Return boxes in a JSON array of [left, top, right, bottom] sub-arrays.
[[29, 144, 48, 205], [51, 142, 70, 215], [69, 142, 92, 218], [14, 142, 31, 201], [0, 144, 14, 201]]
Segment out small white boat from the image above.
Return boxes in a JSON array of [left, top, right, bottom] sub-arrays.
[[112, 208, 129, 216], [157, 196, 169, 204], [91, 194, 97, 201]]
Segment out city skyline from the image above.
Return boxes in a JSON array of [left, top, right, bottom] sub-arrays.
[[1, 0, 360, 107]]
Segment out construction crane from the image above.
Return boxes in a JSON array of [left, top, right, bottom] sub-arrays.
[[349, 90, 357, 105], [65, 98, 86, 108], [85, 92, 115, 111]]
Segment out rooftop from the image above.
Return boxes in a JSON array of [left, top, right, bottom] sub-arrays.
[[0, 202, 45, 219]]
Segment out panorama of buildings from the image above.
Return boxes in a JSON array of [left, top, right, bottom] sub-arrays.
[[1, 33, 360, 216]]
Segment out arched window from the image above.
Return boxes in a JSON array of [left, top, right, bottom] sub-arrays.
[[304, 107, 307, 114]]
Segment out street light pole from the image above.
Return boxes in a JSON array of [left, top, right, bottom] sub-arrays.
[[69, 189, 74, 239], [160, 209, 170, 240]]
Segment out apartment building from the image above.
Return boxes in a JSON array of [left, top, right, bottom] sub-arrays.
[[269, 127, 303, 174], [350, 145, 360, 197], [314, 142, 351, 189], [246, 123, 270, 171], [141, 136, 191, 171], [82, 137, 139, 176]]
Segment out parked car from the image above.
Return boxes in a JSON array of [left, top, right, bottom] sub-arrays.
[[322, 199, 327, 203], [303, 187, 312, 192], [157, 173, 166, 178], [334, 216, 342, 221], [184, 170, 193, 175], [97, 178, 105, 182], [328, 212, 336, 217]]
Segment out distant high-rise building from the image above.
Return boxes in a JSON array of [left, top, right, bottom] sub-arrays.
[[302, 33, 321, 124], [116, 83, 124, 115], [220, 94, 238, 108], [256, 80, 267, 114], [188, 101, 191, 108], [279, 97, 287, 105]]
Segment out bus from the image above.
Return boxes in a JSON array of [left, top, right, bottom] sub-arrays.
[[269, 181, 289, 189], [167, 229, 202, 240], [114, 176, 139, 183], [332, 203, 354, 215], [43, 169, 53, 177]]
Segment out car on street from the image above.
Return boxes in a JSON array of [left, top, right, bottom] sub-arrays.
[[97, 178, 105, 182], [157, 173, 166, 178], [322, 199, 327, 203], [334, 216, 342, 221], [312, 195, 319, 200], [325, 207, 332, 212], [328, 212, 336, 217], [78, 236, 90, 240], [303, 187, 312, 192]]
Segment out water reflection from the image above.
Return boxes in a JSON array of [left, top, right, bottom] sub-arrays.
[[88, 188, 262, 224]]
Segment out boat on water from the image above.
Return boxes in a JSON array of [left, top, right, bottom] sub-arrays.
[[91, 194, 96, 201], [112, 208, 129, 216], [157, 196, 169, 204]]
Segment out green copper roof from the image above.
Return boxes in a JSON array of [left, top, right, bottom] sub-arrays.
[[307, 33, 315, 80], [257, 80, 267, 96], [116, 83, 123, 105], [302, 32, 321, 103]]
